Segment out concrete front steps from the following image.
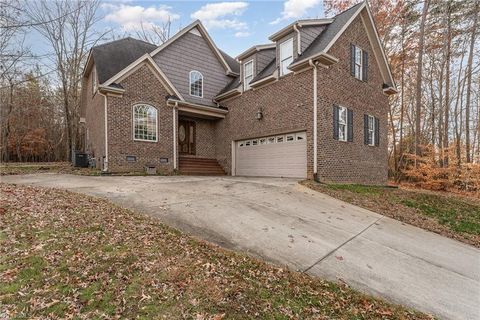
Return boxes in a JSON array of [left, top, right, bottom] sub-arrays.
[[179, 157, 225, 176]]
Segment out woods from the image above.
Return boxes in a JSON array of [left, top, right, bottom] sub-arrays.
[[1, 0, 479, 191]]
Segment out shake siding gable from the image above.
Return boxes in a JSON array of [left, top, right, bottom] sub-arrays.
[[153, 30, 232, 107]]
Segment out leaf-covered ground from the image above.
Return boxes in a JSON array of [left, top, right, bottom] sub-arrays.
[[0, 183, 432, 319], [0, 163, 99, 176], [301, 181, 480, 248]]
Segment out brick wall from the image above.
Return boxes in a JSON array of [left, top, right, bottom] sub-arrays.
[[217, 70, 314, 177], [218, 15, 389, 185], [179, 116, 217, 159], [315, 16, 389, 185], [107, 64, 175, 173], [82, 64, 106, 170]]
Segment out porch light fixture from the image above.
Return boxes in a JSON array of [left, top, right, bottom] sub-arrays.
[[256, 108, 263, 120]]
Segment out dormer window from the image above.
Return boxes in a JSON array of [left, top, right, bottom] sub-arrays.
[[243, 60, 254, 90], [279, 38, 293, 76], [189, 70, 203, 97]]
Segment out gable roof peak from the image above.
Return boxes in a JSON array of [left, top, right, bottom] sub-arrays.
[[149, 19, 238, 76]]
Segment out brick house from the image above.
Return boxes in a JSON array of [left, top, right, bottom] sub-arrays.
[[80, 2, 396, 184]]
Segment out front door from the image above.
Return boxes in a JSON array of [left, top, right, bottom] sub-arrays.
[[178, 120, 196, 155]]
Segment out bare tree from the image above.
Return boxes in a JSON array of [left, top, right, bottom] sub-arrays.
[[26, 0, 102, 160], [465, 1, 479, 163], [414, 0, 430, 166], [135, 18, 172, 44]]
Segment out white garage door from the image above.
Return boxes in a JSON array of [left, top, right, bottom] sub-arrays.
[[235, 131, 307, 178]]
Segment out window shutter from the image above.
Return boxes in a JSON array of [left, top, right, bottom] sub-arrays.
[[363, 51, 368, 81], [347, 109, 353, 142], [364, 114, 369, 145], [333, 105, 339, 140], [350, 44, 356, 76], [375, 117, 380, 146]]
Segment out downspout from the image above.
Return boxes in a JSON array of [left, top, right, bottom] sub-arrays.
[[173, 102, 178, 170], [293, 24, 301, 56], [309, 59, 318, 181], [99, 92, 109, 172]]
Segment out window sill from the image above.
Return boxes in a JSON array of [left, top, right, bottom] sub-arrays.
[[133, 139, 158, 143]]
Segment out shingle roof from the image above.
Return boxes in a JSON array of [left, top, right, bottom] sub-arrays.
[[219, 49, 240, 74], [91, 37, 157, 84], [292, 2, 363, 64], [251, 57, 276, 84], [217, 77, 240, 96]]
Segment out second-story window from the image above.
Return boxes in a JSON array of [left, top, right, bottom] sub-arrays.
[[243, 60, 253, 90], [280, 38, 293, 76], [351, 44, 368, 81], [189, 70, 203, 97]]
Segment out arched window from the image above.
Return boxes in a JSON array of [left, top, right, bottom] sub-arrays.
[[133, 104, 157, 142], [189, 70, 203, 97]]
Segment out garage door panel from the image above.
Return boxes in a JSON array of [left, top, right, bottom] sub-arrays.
[[235, 133, 307, 178]]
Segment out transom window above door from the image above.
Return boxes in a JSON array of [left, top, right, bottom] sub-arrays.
[[189, 70, 203, 97]]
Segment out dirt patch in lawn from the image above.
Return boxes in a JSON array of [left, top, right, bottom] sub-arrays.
[[0, 183, 432, 319], [301, 180, 480, 248]]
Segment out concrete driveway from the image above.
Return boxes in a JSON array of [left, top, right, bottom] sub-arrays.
[[2, 174, 479, 320]]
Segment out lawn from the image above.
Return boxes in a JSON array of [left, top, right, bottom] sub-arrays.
[[0, 162, 99, 176], [301, 180, 480, 248], [0, 183, 431, 319]]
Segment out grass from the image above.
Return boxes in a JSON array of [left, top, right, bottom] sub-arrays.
[[0, 162, 175, 176], [301, 181, 480, 247], [0, 183, 432, 319]]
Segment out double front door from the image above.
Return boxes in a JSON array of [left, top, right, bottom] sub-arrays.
[[178, 120, 196, 155]]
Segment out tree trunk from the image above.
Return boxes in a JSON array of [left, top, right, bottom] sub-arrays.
[[465, 1, 478, 163], [414, 0, 430, 167], [443, 1, 452, 166]]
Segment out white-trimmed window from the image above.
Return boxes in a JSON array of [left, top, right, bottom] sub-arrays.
[[189, 70, 203, 97], [243, 60, 254, 90], [338, 106, 348, 142], [133, 104, 157, 142], [280, 38, 293, 76], [276, 135, 284, 143], [92, 67, 97, 94], [367, 115, 375, 146]]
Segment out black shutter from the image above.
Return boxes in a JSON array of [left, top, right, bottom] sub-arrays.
[[363, 51, 368, 81], [347, 109, 353, 142], [350, 44, 356, 76], [375, 117, 380, 146], [333, 105, 339, 140], [364, 114, 369, 145]]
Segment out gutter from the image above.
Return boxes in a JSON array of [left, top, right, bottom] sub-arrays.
[[293, 24, 301, 56], [173, 101, 178, 170], [250, 74, 276, 88], [99, 92, 109, 172], [308, 59, 318, 180]]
